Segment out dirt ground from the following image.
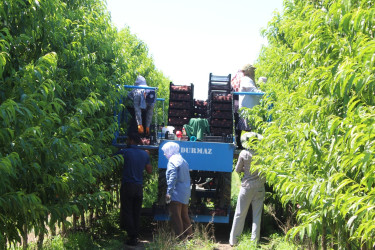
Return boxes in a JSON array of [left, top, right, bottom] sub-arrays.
[[121, 223, 233, 250], [122, 239, 233, 250], [22, 214, 235, 249], [123, 243, 232, 250]]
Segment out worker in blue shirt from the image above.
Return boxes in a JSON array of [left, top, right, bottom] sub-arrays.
[[161, 142, 192, 239], [118, 133, 152, 246]]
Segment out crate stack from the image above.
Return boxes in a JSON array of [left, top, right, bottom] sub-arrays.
[[207, 74, 233, 136], [168, 82, 194, 132], [193, 99, 208, 118]]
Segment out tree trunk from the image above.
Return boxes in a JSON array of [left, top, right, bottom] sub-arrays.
[[89, 208, 94, 227], [37, 230, 44, 250], [22, 224, 28, 250], [73, 213, 78, 229], [116, 184, 120, 207], [314, 239, 318, 250], [0, 232, 6, 250], [95, 208, 100, 219], [322, 219, 327, 250], [80, 211, 86, 229], [49, 220, 56, 236], [61, 219, 67, 236], [102, 201, 107, 217]]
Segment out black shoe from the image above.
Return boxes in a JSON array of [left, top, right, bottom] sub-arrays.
[[126, 238, 138, 246]]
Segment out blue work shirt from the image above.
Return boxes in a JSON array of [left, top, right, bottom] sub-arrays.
[[119, 145, 150, 185], [166, 154, 191, 204]]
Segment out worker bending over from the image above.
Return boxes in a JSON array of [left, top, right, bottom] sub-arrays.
[[127, 75, 156, 135]]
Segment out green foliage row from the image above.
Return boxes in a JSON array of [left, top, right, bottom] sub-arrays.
[[247, 0, 374, 248], [0, 0, 169, 247]]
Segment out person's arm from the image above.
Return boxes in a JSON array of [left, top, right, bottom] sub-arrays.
[[235, 152, 245, 173], [127, 90, 134, 100], [133, 93, 143, 125], [144, 152, 152, 174], [145, 163, 152, 174], [166, 162, 178, 197]]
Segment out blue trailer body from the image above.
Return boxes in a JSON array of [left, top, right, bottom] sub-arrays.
[[154, 210, 231, 223], [158, 140, 235, 172], [155, 140, 235, 223]]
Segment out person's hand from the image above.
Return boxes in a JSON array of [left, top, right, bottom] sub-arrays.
[[165, 194, 171, 204]]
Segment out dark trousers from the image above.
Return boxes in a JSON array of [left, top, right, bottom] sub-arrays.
[[169, 201, 192, 238], [120, 182, 143, 239]]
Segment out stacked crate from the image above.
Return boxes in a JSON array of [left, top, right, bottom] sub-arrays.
[[168, 82, 194, 132], [193, 99, 208, 118], [207, 74, 233, 136]]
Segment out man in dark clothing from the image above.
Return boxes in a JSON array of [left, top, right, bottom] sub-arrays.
[[118, 133, 152, 246]]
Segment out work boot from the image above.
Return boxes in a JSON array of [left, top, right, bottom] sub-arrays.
[[145, 127, 150, 135], [137, 125, 144, 134]]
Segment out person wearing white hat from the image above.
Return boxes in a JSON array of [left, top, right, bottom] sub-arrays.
[[127, 76, 156, 135], [229, 132, 265, 246], [161, 142, 192, 239], [258, 76, 267, 84]]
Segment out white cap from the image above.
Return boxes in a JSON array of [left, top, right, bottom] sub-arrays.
[[135, 76, 147, 86], [258, 77, 267, 83]]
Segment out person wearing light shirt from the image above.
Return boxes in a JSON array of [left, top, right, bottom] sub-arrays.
[[127, 75, 156, 135], [236, 64, 264, 147], [229, 132, 265, 246], [161, 142, 192, 239]]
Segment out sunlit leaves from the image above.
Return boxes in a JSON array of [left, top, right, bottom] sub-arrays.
[[253, 0, 375, 248], [0, 0, 170, 246]]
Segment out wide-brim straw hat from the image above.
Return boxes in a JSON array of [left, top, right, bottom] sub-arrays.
[[241, 64, 256, 72]]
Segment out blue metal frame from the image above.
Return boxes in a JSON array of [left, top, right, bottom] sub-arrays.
[[191, 213, 230, 223], [232, 92, 265, 96], [123, 85, 158, 90], [154, 212, 230, 223], [232, 91, 273, 121]]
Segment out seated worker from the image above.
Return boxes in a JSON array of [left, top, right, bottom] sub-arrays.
[[183, 118, 210, 141], [127, 76, 156, 135]]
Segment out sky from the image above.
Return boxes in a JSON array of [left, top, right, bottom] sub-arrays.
[[106, 0, 284, 100]]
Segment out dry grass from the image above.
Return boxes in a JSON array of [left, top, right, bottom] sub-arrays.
[[147, 221, 218, 250]]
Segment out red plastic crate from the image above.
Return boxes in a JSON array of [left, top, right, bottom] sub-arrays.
[[170, 92, 192, 101]]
